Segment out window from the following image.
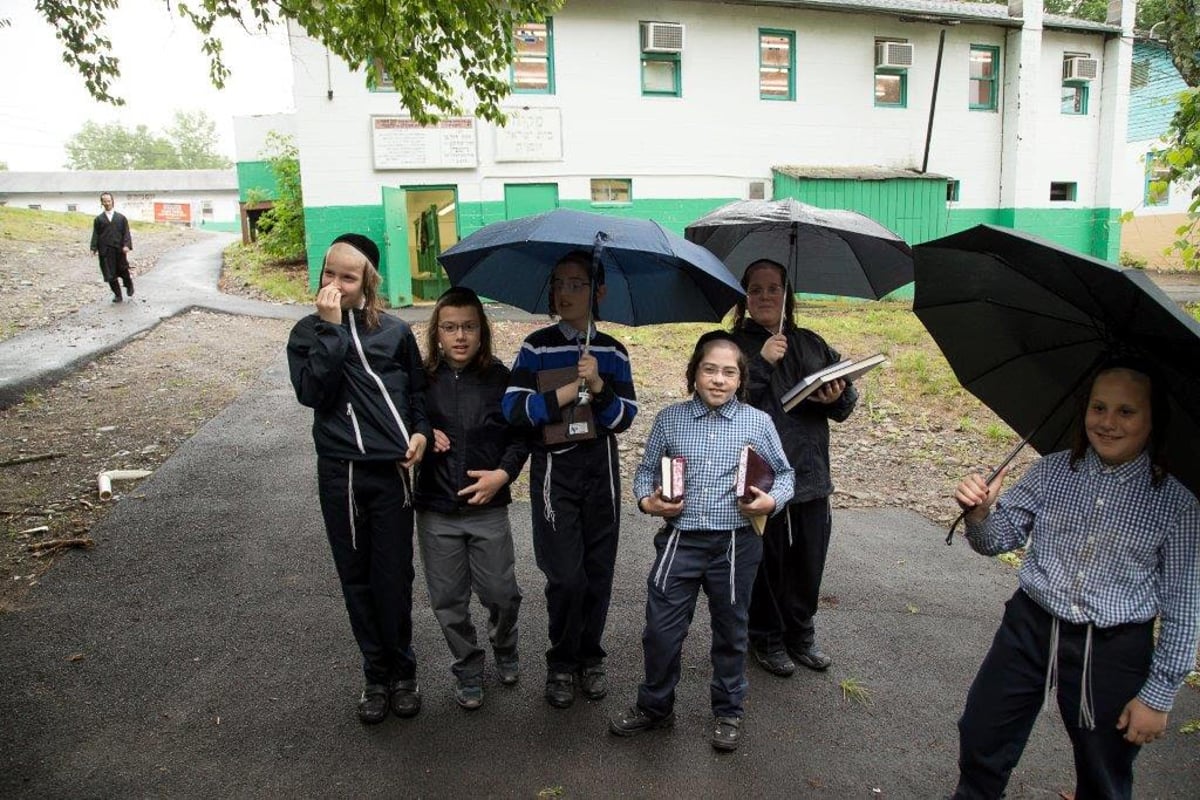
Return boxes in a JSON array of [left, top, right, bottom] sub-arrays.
[[201, 200, 214, 219], [512, 19, 554, 94], [27, 204, 41, 210], [591, 178, 631, 204], [67, 203, 78, 212], [759, 29, 794, 101], [946, 180, 961, 202], [1130, 59, 1150, 90], [1060, 84, 1088, 115], [368, 59, 395, 92], [1145, 154, 1171, 207], [1061, 52, 1091, 115], [969, 46, 999, 110], [874, 39, 907, 108], [642, 53, 681, 96], [1049, 182, 1077, 202]]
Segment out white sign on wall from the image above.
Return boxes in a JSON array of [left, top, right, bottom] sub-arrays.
[[494, 107, 563, 162], [371, 116, 478, 170]]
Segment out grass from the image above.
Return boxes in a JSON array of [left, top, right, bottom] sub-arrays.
[[1180, 719, 1200, 735], [222, 241, 310, 303], [0, 205, 171, 242], [839, 677, 873, 706]]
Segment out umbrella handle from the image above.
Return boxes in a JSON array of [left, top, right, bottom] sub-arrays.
[[944, 437, 1029, 545]]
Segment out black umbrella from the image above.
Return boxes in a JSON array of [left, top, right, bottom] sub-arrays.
[[684, 198, 914, 299], [914, 225, 1200, 535]]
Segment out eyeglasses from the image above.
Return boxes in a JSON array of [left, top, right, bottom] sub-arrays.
[[551, 279, 591, 294], [438, 321, 480, 335], [747, 285, 786, 298], [698, 364, 740, 379]]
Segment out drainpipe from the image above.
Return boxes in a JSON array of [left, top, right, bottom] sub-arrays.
[[921, 28, 948, 174]]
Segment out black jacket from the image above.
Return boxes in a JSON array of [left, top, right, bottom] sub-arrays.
[[90, 211, 132, 252], [732, 320, 857, 503], [287, 310, 431, 462], [414, 359, 529, 514]]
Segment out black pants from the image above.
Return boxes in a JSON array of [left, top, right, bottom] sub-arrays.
[[98, 248, 133, 298], [529, 437, 620, 673], [637, 526, 763, 719], [317, 457, 416, 685], [953, 590, 1153, 800], [748, 496, 831, 651]]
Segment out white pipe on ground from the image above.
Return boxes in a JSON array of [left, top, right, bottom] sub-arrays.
[[97, 469, 153, 501]]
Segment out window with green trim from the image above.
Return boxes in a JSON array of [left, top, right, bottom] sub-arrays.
[[590, 179, 632, 204], [946, 180, 961, 202], [368, 59, 396, 92], [1145, 153, 1171, 206], [641, 53, 681, 96], [512, 19, 554, 94], [874, 39, 907, 108], [759, 29, 795, 101], [969, 46, 999, 110], [1060, 84, 1088, 115], [1049, 182, 1077, 202]]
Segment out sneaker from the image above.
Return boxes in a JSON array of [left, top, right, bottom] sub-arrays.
[[752, 645, 796, 678], [357, 683, 389, 725], [544, 671, 575, 709], [608, 705, 675, 737], [455, 680, 484, 711], [711, 716, 742, 752], [788, 644, 832, 672], [496, 654, 520, 687], [578, 665, 608, 700], [389, 678, 422, 718]]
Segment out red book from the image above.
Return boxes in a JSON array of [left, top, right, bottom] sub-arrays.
[[735, 445, 774, 501], [660, 455, 686, 501]]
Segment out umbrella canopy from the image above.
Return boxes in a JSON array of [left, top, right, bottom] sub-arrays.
[[914, 224, 1200, 498], [684, 198, 914, 299], [436, 208, 745, 326]]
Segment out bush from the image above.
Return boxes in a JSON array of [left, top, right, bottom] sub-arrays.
[[255, 132, 306, 263], [1119, 251, 1148, 269]]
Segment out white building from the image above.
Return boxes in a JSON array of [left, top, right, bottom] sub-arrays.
[[0, 170, 239, 230], [285, 0, 1134, 305]]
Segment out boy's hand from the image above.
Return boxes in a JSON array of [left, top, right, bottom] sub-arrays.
[[432, 428, 451, 453], [639, 488, 683, 518], [316, 284, 343, 324], [458, 469, 508, 505], [760, 334, 788, 365], [1117, 698, 1168, 745], [578, 353, 603, 393], [737, 485, 776, 516], [402, 432, 427, 468], [954, 467, 1008, 524], [811, 378, 846, 404]]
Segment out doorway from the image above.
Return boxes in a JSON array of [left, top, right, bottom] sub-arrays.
[[382, 185, 459, 303]]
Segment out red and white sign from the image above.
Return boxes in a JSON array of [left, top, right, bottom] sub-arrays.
[[154, 202, 192, 224]]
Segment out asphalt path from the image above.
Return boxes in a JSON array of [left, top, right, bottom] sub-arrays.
[[1, 353, 1197, 798]]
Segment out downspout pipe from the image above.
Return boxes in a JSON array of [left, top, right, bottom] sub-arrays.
[[921, 28, 948, 174]]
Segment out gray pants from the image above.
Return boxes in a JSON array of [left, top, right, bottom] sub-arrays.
[[416, 506, 522, 684]]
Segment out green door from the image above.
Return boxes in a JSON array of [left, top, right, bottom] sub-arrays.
[[504, 183, 559, 219], [381, 186, 412, 307]]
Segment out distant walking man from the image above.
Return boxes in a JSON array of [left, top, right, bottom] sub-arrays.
[[90, 192, 134, 303]]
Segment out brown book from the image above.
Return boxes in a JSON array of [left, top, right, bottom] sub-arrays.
[[736, 445, 774, 535], [536, 366, 597, 446], [780, 354, 886, 412], [660, 455, 686, 501]]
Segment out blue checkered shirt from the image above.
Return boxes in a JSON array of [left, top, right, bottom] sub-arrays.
[[966, 449, 1200, 711], [634, 396, 794, 532]]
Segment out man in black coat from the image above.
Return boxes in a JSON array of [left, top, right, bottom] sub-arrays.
[[90, 192, 134, 302]]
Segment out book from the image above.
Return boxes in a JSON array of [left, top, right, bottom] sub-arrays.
[[735, 445, 774, 535], [536, 366, 597, 446], [780, 353, 886, 412], [660, 455, 686, 501]]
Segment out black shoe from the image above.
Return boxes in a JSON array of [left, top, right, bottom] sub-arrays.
[[111, 295, 122, 303], [711, 716, 742, 752], [608, 705, 675, 737], [752, 645, 796, 677], [389, 678, 422, 718], [578, 665, 608, 700], [789, 644, 832, 671], [357, 683, 389, 725], [455, 680, 483, 711], [496, 653, 520, 686], [544, 672, 575, 709], [126, 285, 134, 297]]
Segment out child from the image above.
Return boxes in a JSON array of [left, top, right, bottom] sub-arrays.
[[609, 331, 794, 752], [950, 359, 1199, 799], [286, 233, 431, 725], [502, 250, 637, 709], [414, 287, 528, 710], [730, 258, 857, 676]]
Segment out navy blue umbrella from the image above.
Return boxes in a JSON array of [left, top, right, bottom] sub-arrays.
[[436, 208, 745, 326]]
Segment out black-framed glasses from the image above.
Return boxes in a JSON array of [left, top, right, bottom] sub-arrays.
[[438, 321, 480, 335]]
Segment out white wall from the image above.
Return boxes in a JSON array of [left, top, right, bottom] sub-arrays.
[[234, 114, 298, 161], [4, 190, 240, 224]]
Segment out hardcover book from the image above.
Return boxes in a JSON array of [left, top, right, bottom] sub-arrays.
[[660, 455, 686, 501], [735, 445, 774, 535], [536, 366, 596, 446], [780, 354, 886, 412]]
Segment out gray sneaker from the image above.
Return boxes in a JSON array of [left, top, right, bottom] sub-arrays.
[[455, 680, 484, 711], [496, 654, 520, 686]]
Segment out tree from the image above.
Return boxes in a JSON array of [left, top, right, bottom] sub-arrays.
[[35, 0, 562, 125], [1154, 88, 1200, 269], [64, 110, 232, 169], [254, 132, 305, 262]]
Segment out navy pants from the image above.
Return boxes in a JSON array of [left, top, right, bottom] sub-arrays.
[[529, 437, 620, 673], [637, 526, 763, 720], [317, 457, 416, 685], [953, 590, 1153, 800], [748, 496, 831, 652]]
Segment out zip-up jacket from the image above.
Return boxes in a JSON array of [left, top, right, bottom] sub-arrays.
[[414, 358, 530, 513], [287, 309, 431, 461], [731, 319, 857, 503]]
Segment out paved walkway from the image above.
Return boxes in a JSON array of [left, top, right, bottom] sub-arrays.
[[0, 235, 1196, 797]]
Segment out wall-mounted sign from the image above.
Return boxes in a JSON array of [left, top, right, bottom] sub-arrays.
[[371, 116, 478, 170], [154, 202, 191, 224], [494, 107, 563, 162]]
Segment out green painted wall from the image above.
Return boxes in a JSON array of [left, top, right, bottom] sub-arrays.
[[236, 160, 280, 203], [302, 204, 414, 306], [774, 174, 950, 246], [944, 207, 1121, 261], [198, 221, 240, 233]]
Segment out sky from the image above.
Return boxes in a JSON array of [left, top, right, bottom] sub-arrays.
[[0, 0, 294, 171]]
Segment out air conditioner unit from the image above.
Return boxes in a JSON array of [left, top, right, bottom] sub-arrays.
[[1062, 56, 1098, 82], [875, 41, 914, 70], [748, 181, 766, 200], [641, 22, 685, 53]]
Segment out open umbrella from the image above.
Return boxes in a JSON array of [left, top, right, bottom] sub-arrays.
[[914, 225, 1200, 534], [684, 198, 914, 299], [436, 208, 745, 326]]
